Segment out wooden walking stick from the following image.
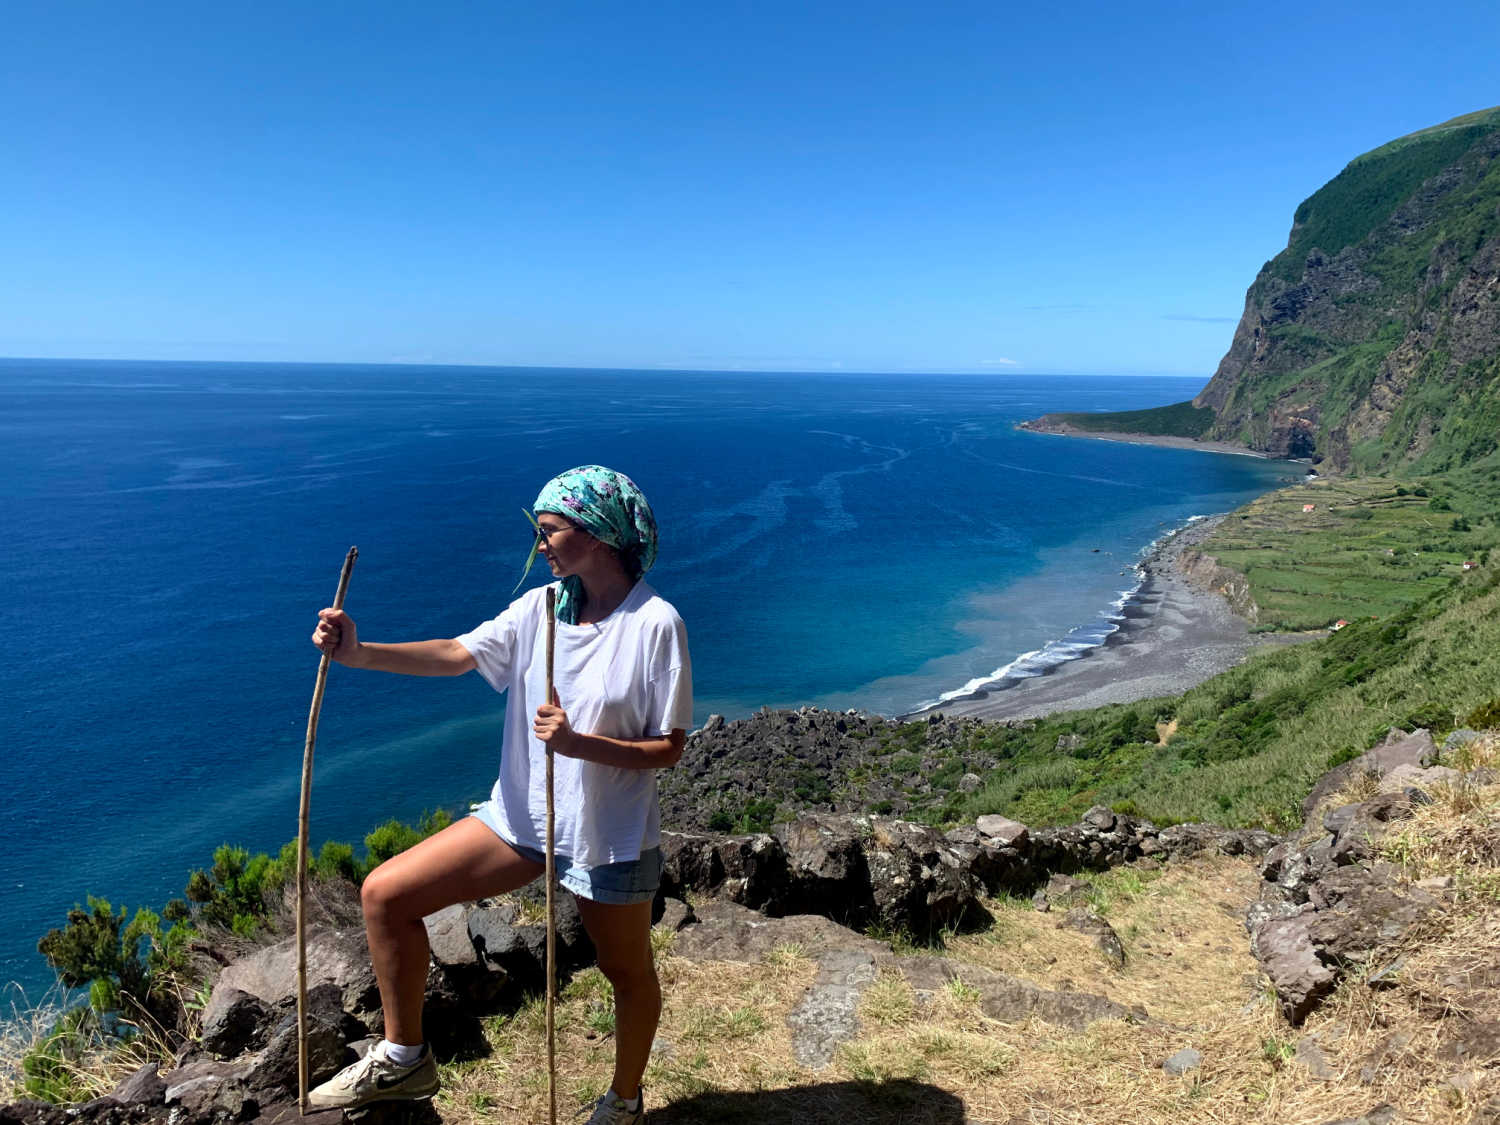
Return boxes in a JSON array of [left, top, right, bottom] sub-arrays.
[[298, 546, 358, 1116], [544, 586, 558, 1125]]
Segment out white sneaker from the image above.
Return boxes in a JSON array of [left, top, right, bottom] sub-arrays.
[[585, 1088, 645, 1124], [306, 1046, 440, 1110]]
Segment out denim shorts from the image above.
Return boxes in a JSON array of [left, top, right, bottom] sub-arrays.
[[469, 804, 662, 905]]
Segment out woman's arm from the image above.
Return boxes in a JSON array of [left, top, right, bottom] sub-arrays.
[[532, 700, 685, 768], [313, 608, 476, 677]]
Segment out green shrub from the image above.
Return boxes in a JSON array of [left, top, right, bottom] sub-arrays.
[[1401, 701, 1456, 736], [20, 1008, 100, 1103], [1325, 745, 1361, 770], [35, 898, 190, 1027], [363, 809, 453, 872], [1465, 698, 1500, 729], [888, 753, 921, 776], [735, 799, 778, 834]]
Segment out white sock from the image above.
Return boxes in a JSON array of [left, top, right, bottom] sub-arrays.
[[376, 1040, 424, 1066], [610, 1088, 642, 1111]]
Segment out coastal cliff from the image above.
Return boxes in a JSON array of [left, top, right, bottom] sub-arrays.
[[1027, 107, 1500, 473], [1196, 106, 1500, 470]]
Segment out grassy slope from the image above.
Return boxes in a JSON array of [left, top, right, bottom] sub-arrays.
[[1203, 472, 1498, 629], [1268, 109, 1500, 284]]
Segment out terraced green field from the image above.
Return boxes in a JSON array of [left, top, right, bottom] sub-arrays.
[[1201, 475, 1498, 630]]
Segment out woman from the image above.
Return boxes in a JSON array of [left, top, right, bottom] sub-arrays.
[[307, 466, 691, 1125]]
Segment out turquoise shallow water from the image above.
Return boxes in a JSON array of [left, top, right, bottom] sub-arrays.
[[0, 359, 1293, 998]]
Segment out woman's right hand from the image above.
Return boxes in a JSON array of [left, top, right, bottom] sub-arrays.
[[312, 608, 360, 665]]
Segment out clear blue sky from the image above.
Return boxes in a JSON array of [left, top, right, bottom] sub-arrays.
[[4, 1, 1498, 375]]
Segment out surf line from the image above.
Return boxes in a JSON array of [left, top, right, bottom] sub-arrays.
[[908, 516, 1210, 713]]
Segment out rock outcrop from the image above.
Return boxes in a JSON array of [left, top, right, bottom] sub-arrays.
[[1246, 727, 1473, 1023], [659, 806, 1275, 937]]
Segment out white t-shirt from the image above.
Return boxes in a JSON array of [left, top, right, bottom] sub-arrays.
[[455, 580, 692, 868]]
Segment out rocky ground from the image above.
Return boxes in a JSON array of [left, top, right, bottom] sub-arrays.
[[7, 725, 1494, 1124], [658, 707, 1007, 831]]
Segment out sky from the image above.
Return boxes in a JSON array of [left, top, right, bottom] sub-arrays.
[[3, 1, 1499, 376]]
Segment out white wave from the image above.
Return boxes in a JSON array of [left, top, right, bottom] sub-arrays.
[[916, 545, 1168, 711], [917, 512, 1219, 711]]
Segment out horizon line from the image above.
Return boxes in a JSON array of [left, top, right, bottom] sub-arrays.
[[0, 354, 1215, 381]]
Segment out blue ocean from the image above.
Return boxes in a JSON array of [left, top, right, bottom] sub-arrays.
[[0, 359, 1292, 1000]]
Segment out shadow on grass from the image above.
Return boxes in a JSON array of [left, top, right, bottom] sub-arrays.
[[647, 1078, 967, 1124]]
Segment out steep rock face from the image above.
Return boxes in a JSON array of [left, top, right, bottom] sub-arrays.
[[1194, 108, 1500, 471], [1175, 547, 1260, 623]]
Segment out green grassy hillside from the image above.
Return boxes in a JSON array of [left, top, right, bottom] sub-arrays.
[[1268, 107, 1500, 284]]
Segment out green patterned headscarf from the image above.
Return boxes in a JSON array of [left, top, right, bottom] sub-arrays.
[[518, 465, 659, 624]]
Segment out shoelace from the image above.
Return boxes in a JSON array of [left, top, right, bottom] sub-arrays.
[[346, 1051, 382, 1086]]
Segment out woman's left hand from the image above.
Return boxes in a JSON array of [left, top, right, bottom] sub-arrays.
[[533, 692, 579, 756]]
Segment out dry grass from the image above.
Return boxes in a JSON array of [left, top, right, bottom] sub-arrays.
[[430, 820, 1500, 1124], [435, 944, 818, 1125], [0, 984, 180, 1104], [946, 858, 1262, 1027], [1381, 733, 1500, 895]]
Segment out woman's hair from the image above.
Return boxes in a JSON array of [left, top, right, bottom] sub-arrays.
[[616, 541, 645, 581]]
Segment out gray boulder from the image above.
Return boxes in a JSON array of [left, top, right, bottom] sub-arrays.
[[200, 988, 268, 1059], [1301, 728, 1436, 819], [161, 1059, 255, 1120], [863, 818, 982, 934], [773, 814, 870, 918], [107, 1066, 167, 1108], [1319, 1106, 1399, 1125], [1379, 762, 1461, 793], [1249, 907, 1338, 1024], [974, 814, 1029, 848], [672, 900, 888, 963], [659, 829, 789, 911], [785, 949, 880, 1068], [244, 1007, 347, 1100], [1162, 1047, 1202, 1076], [209, 926, 381, 1033], [1033, 874, 1090, 913]]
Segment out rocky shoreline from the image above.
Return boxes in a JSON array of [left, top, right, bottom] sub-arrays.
[[903, 513, 1290, 722]]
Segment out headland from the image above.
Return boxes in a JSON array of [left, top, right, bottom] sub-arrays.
[[1017, 415, 1269, 458]]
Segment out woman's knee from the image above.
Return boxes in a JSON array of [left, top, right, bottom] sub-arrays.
[[360, 863, 410, 924], [595, 945, 657, 992]]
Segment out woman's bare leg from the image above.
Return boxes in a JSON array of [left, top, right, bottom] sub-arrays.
[[360, 817, 543, 1045], [575, 898, 657, 1101]]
